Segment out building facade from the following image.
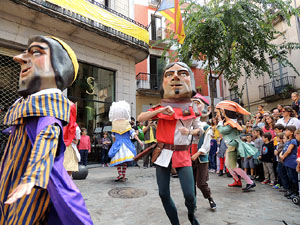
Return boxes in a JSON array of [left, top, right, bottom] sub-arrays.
[[134, 0, 223, 116], [0, 0, 149, 159], [223, 0, 300, 114]]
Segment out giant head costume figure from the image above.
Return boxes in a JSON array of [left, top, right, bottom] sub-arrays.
[[216, 100, 251, 131], [109, 100, 132, 134], [13, 36, 78, 97], [160, 62, 196, 100], [192, 93, 210, 121]]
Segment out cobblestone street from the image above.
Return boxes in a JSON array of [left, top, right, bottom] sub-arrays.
[[74, 164, 300, 225]]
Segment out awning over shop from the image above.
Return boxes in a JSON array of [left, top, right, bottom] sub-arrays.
[[47, 0, 149, 45]]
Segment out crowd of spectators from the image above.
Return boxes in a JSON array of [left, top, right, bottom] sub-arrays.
[[208, 92, 300, 205], [79, 92, 300, 205]]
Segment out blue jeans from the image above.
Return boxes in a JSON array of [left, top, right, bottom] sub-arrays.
[[209, 154, 216, 170], [285, 166, 298, 193], [156, 165, 197, 225], [279, 164, 290, 190], [79, 150, 88, 166], [101, 148, 109, 164], [276, 162, 283, 186]]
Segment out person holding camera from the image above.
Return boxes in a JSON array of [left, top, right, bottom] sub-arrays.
[[142, 119, 157, 168], [253, 112, 265, 128]]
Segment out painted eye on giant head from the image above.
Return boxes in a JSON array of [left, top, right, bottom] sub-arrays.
[[164, 72, 173, 77], [31, 49, 42, 57], [178, 71, 189, 77]]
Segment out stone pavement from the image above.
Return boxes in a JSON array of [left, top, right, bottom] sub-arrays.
[[74, 164, 300, 225]]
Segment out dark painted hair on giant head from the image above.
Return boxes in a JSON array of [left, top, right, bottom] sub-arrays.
[[224, 109, 237, 119], [28, 36, 75, 90], [160, 62, 196, 98]]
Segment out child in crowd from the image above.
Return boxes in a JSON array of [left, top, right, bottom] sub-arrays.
[[209, 138, 218, 172], [274, 133, 285, 189], [274, 124, 285, 188], [254, 112, 265, 128], [245, 121, 253, 134], [260, 132, 275, 185], [217, 134, 227, 176], [280, 126, 299, 198], [277, 104, 284, 116], [78, 128, 91, 166], [292, 129, 300, 196], [252, 127, 264, 181], [100, 132, 111, 167], [296, 137, 300, 189], [244, 134, 256, 180], [258, 104, 265, 114]]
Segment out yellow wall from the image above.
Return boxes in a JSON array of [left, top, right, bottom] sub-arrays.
[[136, 94, 161, 117]]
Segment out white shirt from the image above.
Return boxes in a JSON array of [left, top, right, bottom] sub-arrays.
[[155, 118, 199, 168], [276, 117, 300, 129], [198, 123, 213, 154]]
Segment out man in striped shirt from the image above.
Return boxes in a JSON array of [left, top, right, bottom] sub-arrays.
[[0, 36, 93, 225]]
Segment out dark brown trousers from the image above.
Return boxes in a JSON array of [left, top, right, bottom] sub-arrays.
[[192, 159, 211, 199]]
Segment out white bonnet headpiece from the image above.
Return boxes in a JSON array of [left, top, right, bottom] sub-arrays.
[[109, 101, 131, 122]]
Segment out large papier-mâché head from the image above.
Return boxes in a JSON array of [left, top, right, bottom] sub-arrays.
[[192, 93, 210, 119], [160, 62, 196, 99], [13, 35, 78, 97]]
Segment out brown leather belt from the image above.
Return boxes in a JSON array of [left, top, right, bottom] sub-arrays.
[[161, 143, 189, 151]]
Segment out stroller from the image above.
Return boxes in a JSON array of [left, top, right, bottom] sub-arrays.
[[292, 173, 300, 206]]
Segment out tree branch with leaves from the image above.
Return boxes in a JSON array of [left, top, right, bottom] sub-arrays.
[[161, 0, 300, 114]]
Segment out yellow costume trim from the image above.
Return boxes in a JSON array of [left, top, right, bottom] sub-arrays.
[[111, 128, 132, 135], [111, 120, 132, 135], [3, 93, 70, 126], [110, 156, 134, 165], [48, 36, 79, 84]]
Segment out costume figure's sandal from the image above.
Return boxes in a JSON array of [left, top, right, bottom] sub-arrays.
[[242, 182, 256, 191]]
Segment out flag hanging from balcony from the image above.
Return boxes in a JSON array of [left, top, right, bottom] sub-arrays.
[[158, 0, 185, 44]]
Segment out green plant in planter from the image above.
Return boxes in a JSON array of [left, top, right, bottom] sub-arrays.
[[279, 84, 296, 99]]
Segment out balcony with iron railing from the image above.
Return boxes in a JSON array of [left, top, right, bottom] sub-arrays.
[[136, 72, 161, 96], [258, 76, 296, 101]]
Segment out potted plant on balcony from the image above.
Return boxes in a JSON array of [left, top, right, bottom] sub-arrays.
[[279, 84, 296, 99]]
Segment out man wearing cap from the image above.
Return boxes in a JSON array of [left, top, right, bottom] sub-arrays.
[[216, 100, 257, 191], [138, 62, 201, 225], [190, 94, 216, 210], [0, 36, 93, 224]]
